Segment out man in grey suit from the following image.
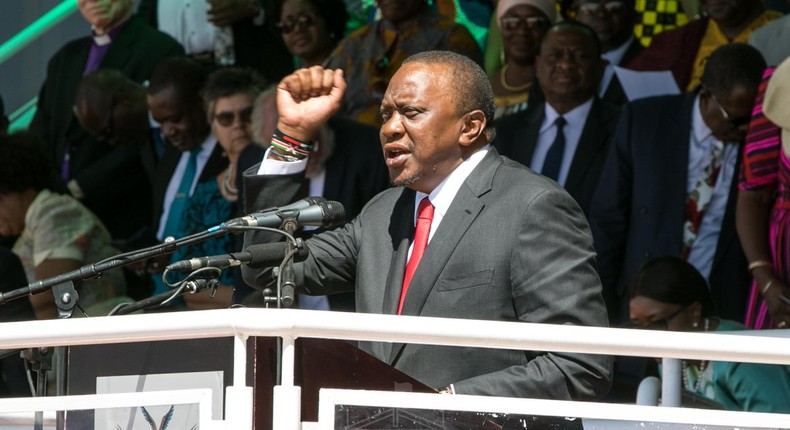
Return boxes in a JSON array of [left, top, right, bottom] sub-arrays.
[[243, 51, 612, 399]]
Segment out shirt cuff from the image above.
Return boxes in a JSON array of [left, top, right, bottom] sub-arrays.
[[257, 146, 308, 175]]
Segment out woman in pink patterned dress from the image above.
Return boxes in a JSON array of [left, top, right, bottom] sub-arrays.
[[737, 61, 790, 329]]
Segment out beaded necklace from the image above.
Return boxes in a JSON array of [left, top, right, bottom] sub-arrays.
[[682, 317, 710, 393], [221, 166, 238, 202]]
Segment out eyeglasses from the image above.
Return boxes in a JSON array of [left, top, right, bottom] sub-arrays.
[[632, 305, 687, 330], [213, 106, 253, 127], [707, 90, 751, 128], [500, 15, 550, 32], [578, 1, 627, 15], [276, 12, 317, 34]]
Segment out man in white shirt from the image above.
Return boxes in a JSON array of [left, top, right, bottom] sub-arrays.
[[495, 21, 619, 216]]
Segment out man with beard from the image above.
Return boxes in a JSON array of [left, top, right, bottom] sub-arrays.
[[241, 51, 612, 399]]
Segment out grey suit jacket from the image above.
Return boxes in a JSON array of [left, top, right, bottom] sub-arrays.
[[243, 147, 612, 400]]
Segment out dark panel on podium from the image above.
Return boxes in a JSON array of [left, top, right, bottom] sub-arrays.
[[253, 337, 435, 430]]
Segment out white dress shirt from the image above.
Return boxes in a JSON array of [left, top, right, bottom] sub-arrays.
[[530, 98, 594, 186], [599, 36, 635, 98], [685, 95, 739, 280], [157, 135, 218, 240]]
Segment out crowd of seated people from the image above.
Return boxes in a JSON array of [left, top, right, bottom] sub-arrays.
[[1, 0, 790, 406]]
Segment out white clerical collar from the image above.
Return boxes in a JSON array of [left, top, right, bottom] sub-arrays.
[[92, 28, 113, 46]]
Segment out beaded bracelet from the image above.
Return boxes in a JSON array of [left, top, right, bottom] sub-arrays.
[[748, 260, 773, 272], [270, 128, 315, 160]]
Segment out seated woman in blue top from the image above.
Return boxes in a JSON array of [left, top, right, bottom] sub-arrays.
[[628, 256, 790, 413]]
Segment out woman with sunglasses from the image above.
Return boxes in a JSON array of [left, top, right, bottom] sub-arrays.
[[628, 256, 790, 412], [276, 0, 348, 69], [201, 67, 267, 203], [489, 0, 554, 120]]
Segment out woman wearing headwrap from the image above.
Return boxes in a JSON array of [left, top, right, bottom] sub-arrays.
[[488, 0, 556, 119]]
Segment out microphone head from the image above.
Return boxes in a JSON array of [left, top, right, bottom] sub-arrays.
[[318, 200, 345, 227]]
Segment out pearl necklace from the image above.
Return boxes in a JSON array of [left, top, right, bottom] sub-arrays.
[[682, 317, 710, 393]]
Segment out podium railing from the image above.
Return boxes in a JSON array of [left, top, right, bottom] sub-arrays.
[[0, 308, 788, 429]]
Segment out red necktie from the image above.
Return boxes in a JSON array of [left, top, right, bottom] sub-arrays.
[[398, 197, 434, 314]]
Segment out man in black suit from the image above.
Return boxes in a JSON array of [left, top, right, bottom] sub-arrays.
[[573, 0, 643, 106], [495, 21, 618, 217], [590, 44, 767, 326], [242, 52, 612, 399], [29, 0, 184, 243]]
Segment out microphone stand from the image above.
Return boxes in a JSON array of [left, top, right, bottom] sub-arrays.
[[276, 211, 300, 309], [0, 227, 230, 430]]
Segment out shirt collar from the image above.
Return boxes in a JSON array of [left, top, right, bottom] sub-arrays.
[[692, 93, 715, 148], [601, 36, 635, 67], [541, 97, 595, 134], [91, 20, 126, 46], [414, 145, 490, 221]]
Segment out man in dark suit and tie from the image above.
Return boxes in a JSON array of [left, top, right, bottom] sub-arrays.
[[29, 0, 184, 243], [242, 51, 612, 399], [590, 44, 766, 327], [495, 21, 619, 217]]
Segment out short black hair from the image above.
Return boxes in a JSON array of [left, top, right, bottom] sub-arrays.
[[0, 132, 56, 194], [147, 57, 209, 103], [701, 43, 766, 97], [541, 20, 602, 58], [403, 50, 496, 141], [627, 256, 716, 317]]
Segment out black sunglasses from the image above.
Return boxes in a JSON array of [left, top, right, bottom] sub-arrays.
[[213, 106, 253, 127], [708, 90, 751, 128], [276, 12, 317, 34], [630, 305, 687, 331], [499, 15, 549, 32]]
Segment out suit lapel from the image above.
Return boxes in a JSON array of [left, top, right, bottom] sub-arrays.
[[381, 190, 417, 316], [565, 99, 609, 194], [664, 94, 696, 241], [388, 150, 498, 364], [510, 107, 543, 167]]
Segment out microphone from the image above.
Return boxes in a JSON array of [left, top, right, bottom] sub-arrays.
[[226, 197, 345, 229], [166, 241, 309, 272]]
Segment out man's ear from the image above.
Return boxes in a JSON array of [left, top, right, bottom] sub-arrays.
[[459, 110, 487, 147]]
